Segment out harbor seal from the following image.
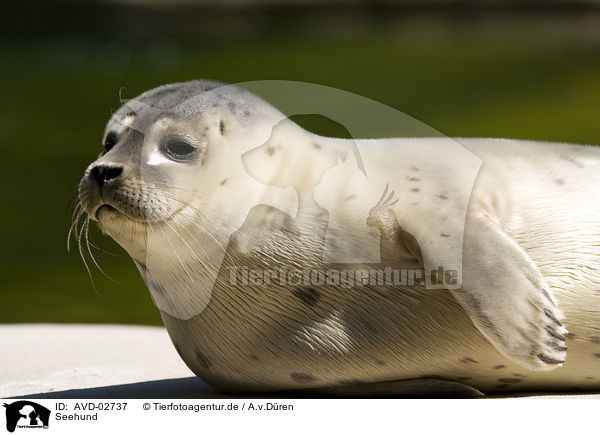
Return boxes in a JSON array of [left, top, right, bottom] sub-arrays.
[[76, 80, 600, 396]]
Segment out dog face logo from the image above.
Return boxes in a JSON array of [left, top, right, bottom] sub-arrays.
[[3, 401, 50, 433]]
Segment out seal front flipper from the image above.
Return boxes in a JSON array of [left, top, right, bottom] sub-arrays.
[[452, 212, 568, 371]]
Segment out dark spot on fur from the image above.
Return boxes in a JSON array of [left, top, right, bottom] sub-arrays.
[[594, 353, 600, 358], [134, 260, 147, 272], [220, 178, 227, 186], [195, 350, 211, 370], [266, 146, 275, 156], [345, 194, 357, 201], [292, 287, 321, 306], [410, 188, 420, 193], [411, 202, 420, 206], [411, 166, 419, 171], [406, 176, 419, 182], [591, 336, 600, 344], [586, 376, 595, 380], [219, 120, 225, 135], [436, 194, 449, 200], [374, 359, 386, 366], [512, 373, 526, 377], [554, 178, 565, 185], [440, 233, 450, 238], [250, 354, 260, 361], [562, 155, 584, 168], [538, 353, 565, 364], [499, 378, 522, 384], [147, 280, 165, 295], [312, 142, 322, 150], [244, 110, 251, 117], [290, 372, 316, 384], [460, 357, 478, 364], [493, 365, 506, 370]]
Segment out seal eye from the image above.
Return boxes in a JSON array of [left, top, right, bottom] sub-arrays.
[[163, 139, 197, 161], [103, 132, 117, 154]]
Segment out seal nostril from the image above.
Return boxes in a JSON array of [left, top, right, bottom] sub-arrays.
[[90, 165, 123, 186], [104, 166, 123, 181]]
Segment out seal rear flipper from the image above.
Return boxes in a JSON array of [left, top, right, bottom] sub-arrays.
[[452, 212, 568, 371], [310, 378, 483, 398]]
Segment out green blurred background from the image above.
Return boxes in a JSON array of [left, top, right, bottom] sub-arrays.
[[1, 1, 599, 326]]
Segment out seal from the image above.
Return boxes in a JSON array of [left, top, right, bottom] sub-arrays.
[[76, 80, 600, 396]]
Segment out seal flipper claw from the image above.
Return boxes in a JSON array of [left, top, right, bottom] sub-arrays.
[[452, 213, 568, 371], [538, 354, 565, 365], [544, 308, 563, 326]]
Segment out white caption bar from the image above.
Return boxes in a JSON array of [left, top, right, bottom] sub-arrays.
[[1, 398, 595, 435]]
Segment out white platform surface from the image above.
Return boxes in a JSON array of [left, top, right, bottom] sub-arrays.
[[0, 324, 226, 398]]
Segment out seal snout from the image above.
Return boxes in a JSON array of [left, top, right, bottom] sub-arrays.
[[81, 164, 125, 221]]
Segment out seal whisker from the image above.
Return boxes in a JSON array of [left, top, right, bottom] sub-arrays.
[[68, 199, 89, 252], [171, 211, 235, 265], [147, 221, 195, 283], [67, 203, 84, 252], [150, 184, 194, 194], [167, 218, 217, 258], [83, 217, 118, 283], [148, 190, 233, 262], [146, 188, 220, 233], [161, 219, 219, 281], [77, 215, 100, 295], [170, 219, 231, 279], [84, 239, 120, 256], [116, 211, 128, 242]]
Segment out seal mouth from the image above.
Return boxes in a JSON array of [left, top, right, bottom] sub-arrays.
[[95, 204, 118, 220], [93, 201, 185, 226]]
